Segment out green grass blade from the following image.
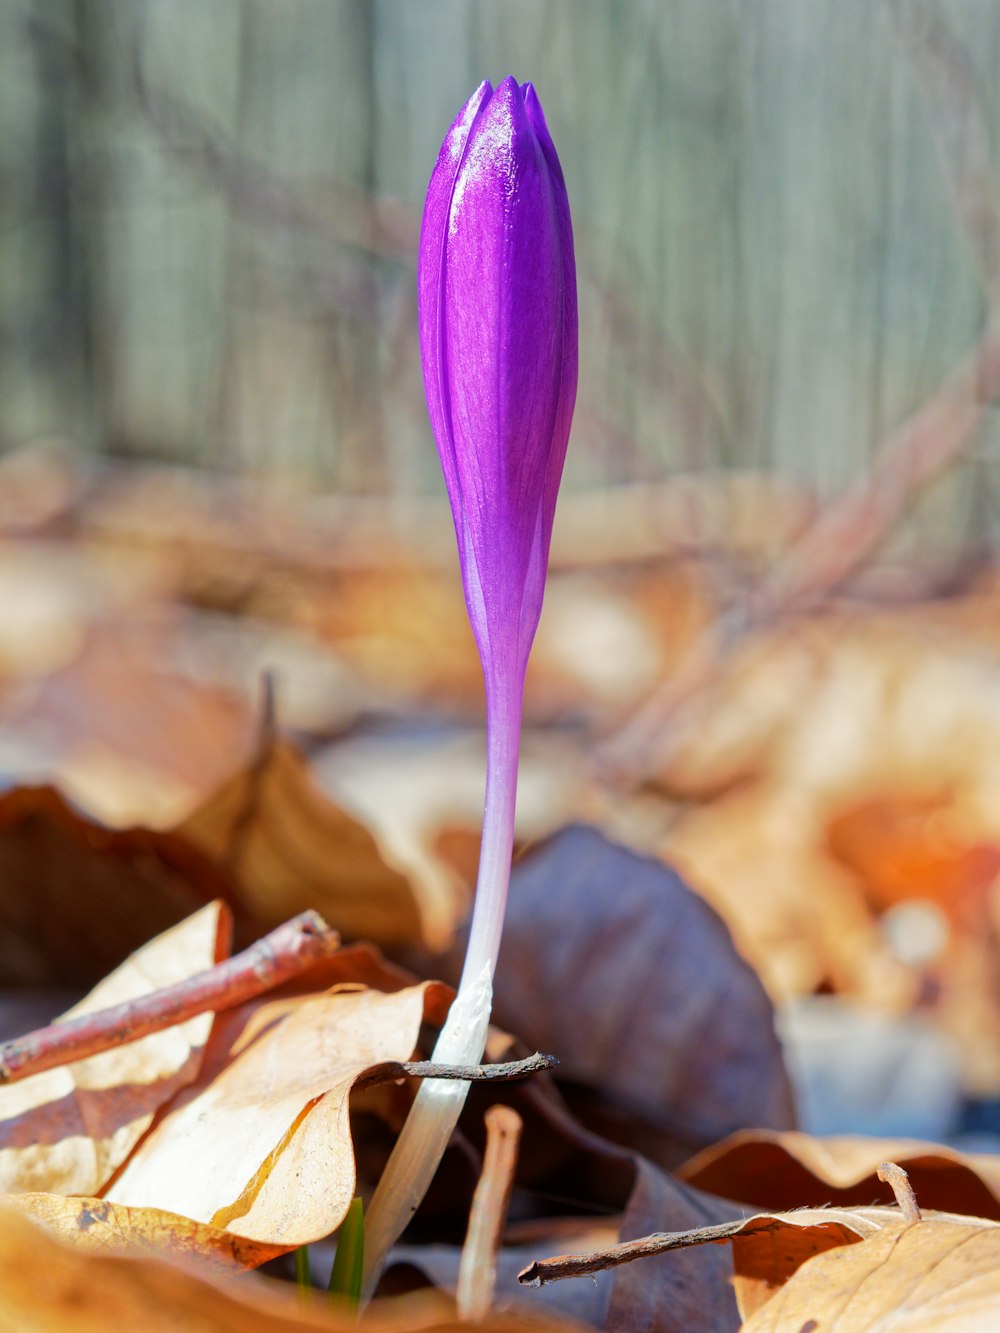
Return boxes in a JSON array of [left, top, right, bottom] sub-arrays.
[[329, 1196, 365, 1307], [293, 1244, 312, 1290]]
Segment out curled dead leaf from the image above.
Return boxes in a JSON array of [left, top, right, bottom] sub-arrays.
[[451, 826, 794, 1165], [179, 739, 440, 952], [0, 903, 226, 1195], [679, 1128, 1000, 1221], [740, 1210, 1000, 1331], [0, 785, 239, 987], [106, 978, 452, 1247], [5, 1193, 284, 1272], [0, 1200, 593, 1330]]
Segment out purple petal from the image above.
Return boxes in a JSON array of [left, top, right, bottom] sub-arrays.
[[419, 78, 577, 688], [418, 80, 493, 512]]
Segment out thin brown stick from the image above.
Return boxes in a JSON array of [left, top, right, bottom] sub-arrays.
[[355, 1051, 557, 1092], [519, 1219, 748, 1287], [878, 1161, 922, 1224], [457, 1105, 524, 1321], [0, 911, 340, 1085]]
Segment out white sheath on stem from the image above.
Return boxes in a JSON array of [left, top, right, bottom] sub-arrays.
[[360, 692, 520, 1297]]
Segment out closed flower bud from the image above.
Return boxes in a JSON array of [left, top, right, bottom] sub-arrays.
[[363, 80, 576, 1292], [419, 76, 578, 689]]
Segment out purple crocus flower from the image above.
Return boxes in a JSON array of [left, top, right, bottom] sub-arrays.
[[362, 80, 577, 1291], [418, 76, 577, 997], [420, 77, 578, 700]]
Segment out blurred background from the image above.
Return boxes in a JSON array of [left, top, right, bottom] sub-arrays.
[[3, 0, 999, 530], [4, 0, 1000, 1151]]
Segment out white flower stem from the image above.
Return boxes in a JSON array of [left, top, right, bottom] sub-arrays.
[[361, 679, 523, 1297]]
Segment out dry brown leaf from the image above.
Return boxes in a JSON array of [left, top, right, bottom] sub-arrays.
[[0, 1201, 593, 1331], [6, 1193, 284, 1272], [739, 1211, 1000, 1331], [463, 1061, 744, 1332], [7, 619, 256, 826], [524, 1204, 910, 1323], [827, 792, 1000, 913], [391, 1222, 621, 1329], [726, 1205, 892, 1319], [447, 826, 794, 1167], [605, 1157, 742, 1332], [106, 978, 451, 1246], [679, 1128, 1000, 1220], [314, 730, 589, 948], [179, 739, 440, 952], [0, 902, 226, 1195], [0, 784, 240, 986], [665, 781, 915, 1007]]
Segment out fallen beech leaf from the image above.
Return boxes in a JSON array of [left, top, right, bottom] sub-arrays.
[[107, 979, 452, 1246], [728, 1205, 896, 1317], [449, 826, 794, 1165], [665, 781, 914, 1006], [0, 1201, 590, 1331], [605, 1157, 741, 1332], [520, 1202, 898, 1319], [740, 1211, 1000, 1331], [7, 619, 255, 825], [0, 784, 240, 986], [458, 1062, 743, 1332], [0, 902, 226, 1195], [179, 739, 435, 952], [314, 730, 587, 950], [6, 1193, 284, 1272], [679, 1128, 1000, 1220]]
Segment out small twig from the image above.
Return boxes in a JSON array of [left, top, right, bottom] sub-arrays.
[[355, 1051, 557, 1092], [877, 1161, 922, 1224], [519, 1219, 748, 1287], [0, 910, 340, 1085], [457, 1105, 524, 1321]]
